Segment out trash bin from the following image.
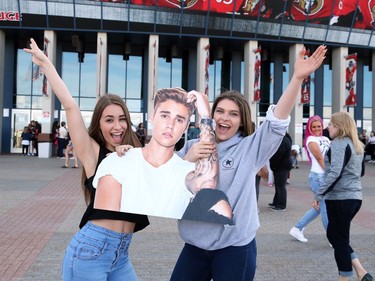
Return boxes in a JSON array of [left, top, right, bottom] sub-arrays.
[[38, 133, 53, 158]]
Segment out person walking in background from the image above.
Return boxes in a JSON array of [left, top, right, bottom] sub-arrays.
[[28, 120, 37, 156], [187, 123, 200, 140], [33, 120, 41, 157], [289, 115, 330, 243], [291, 144, 301, 169], [62, 134, 79, 168], [24, 38, 149, 281], [170, 45, 327, 281], [323, 126, 332, 141], [268, 132, 293, 211], [52, 121, 60, 157], [57, 121, 68, 158], [359, 129, 369, 146], [136, 122, 146, 146], [315, 111, 373, 281], [365, 130, 375, 163], [21, 126, 32, 156], [266, 160, 274, 186]]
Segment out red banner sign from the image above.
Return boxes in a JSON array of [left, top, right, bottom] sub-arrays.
[[42, 37, 50, 96], [345, 53, 357, 107], [300, 49, 311, 104], [253, 47, 261, 102]]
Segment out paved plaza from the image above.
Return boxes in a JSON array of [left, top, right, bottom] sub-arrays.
[[0, 154, 374, 281]]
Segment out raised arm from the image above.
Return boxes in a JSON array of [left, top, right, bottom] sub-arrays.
[[274, 45, 327, 119], [24, 38, 98, 175]]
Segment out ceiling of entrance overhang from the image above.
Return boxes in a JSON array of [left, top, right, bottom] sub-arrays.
[[1, 0, 374, 48]]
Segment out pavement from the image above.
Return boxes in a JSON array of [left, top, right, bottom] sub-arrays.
[[0, 154, 374, 281]]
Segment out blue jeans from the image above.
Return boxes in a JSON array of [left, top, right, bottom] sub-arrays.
[[295, 172, 328, 230], [62, 221, 137, 281], [326, 199, 362, 277], [170, 239, 257, 281]]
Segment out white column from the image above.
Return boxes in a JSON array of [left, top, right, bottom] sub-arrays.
[[37, 31, 57, 158], [288, 44, 304, 148], [96, 32, 107, 98], [196, 38, 210, 95], [146, 35, 159, 134], [244, 40, 259, 123], [332, 47, 348, 113]]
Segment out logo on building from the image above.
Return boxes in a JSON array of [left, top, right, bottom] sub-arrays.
[[0, 11, 20, 21], [293, 0, 323, 15]]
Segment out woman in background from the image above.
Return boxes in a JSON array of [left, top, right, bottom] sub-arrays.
[[289, 115, 330, 243], [315, 111, 372, 281]]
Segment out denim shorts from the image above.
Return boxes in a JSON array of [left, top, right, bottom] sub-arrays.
[[62, 221, 137, 281]]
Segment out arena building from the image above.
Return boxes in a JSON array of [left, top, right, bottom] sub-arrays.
[[0, 0, 374, 156]]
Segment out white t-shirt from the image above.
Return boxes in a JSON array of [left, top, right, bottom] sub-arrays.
[[291, 144, 301, 154], [58, 126, 68, 139], [93, 148, 195, 219], [306, 135, 330, 174]]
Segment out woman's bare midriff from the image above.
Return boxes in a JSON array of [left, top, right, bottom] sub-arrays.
[[92, 219, 135, 233]]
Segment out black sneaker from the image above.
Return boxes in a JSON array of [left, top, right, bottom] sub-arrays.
[[270, 206, 286, 212], [268, 203, 275, 208], [361, 273, 373, 281]]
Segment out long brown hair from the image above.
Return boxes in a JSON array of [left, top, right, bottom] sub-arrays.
[[211, 90, 254, 137], [81, 93, 141, 204]]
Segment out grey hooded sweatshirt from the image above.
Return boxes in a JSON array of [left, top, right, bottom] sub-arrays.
[[316, 137, 363, 201], [176, 105, 290, 250]]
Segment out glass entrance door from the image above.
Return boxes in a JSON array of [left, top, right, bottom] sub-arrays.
[[10, 109, 31, 153]]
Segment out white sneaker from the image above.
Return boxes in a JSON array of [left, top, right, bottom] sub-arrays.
[[289, 227, 308, 243]]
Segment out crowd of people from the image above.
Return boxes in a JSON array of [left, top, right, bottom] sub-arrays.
[[23, 39, 373, 281]]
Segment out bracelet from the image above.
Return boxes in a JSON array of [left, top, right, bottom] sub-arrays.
[[200, 118, 213, 126]]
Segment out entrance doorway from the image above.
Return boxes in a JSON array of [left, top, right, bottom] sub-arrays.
[[10, 109, 42, 153]]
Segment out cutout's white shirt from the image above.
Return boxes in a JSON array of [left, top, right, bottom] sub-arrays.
[[93, 148, 195, 219]]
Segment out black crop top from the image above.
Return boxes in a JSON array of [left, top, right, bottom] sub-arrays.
[[79, 145, 149, 232]]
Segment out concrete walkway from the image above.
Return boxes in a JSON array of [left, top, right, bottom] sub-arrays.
[[0, 154, 374, 281]]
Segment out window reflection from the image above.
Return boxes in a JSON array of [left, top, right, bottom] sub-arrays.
[[208, 60, 221, 102], [16, 49, 43, 109], [62, 52, 80, 97], [323, 65, 332, 106], [108, 54, 142, 111], [158, 58, 182, 89], [80, 55, 97, 98], [62, 51, 97, 110]]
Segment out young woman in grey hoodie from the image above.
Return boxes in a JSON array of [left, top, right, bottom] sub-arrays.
[[170, 45, 327, 281]]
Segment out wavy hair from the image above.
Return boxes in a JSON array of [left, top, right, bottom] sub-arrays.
[[82, 93, 141, 204]]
